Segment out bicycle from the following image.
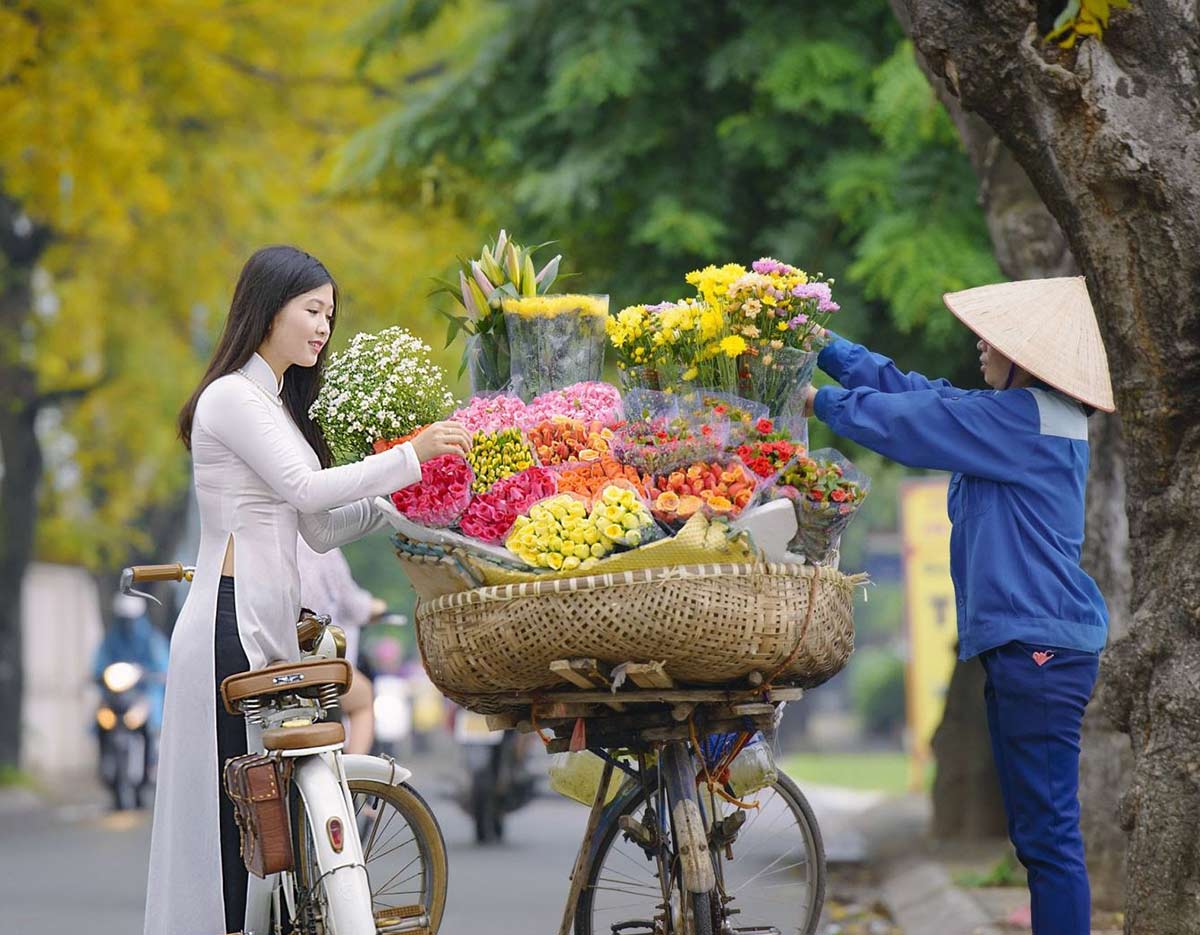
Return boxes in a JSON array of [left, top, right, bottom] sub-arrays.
[[123, 563, 449, 935], [480, 671, 826, 935]]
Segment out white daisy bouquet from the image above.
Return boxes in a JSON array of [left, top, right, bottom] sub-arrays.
[[310, 327, 457, 464]]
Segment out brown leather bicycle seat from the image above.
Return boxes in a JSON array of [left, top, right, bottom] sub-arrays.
[[220, 659, 353, 715], [262, 721, 346, 751]]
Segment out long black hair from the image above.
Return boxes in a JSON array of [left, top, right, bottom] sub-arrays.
[[178, 245, 338, 467]]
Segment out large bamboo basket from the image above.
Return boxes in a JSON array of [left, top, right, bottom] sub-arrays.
[[406, 561, 862, 706]]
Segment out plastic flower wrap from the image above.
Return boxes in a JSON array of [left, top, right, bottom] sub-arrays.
[[389, 454, 474, 527], [646, 460, 761, 527], [621, 388, 680, 424], [519, 381, 623, 431], [440, 229, 564, 393], [450, 393, 527, 435], [553, 457, 649, 506], [310, 327, 457, 463], [466, 428, 536, 494], [610, 417, 727, 477], [526, 417, 613, 465], [502, 294, 610, 401], [677, 390, 769, 445], [459, 466, 558, 543], [775, 448, 870, 563], [588, 484, 663, 550], [506, 494, 612, 572]]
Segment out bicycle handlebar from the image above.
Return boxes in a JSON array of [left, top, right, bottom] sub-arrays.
[[126, 563, 193, 583]]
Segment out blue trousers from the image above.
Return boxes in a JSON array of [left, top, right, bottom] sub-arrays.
[[980, 641, 1099, 935]]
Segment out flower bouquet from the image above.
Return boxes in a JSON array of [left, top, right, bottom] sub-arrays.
[[459, 466, 558, 543], [505, 493, 612, 572], [610, 417, 726, 477], [502, 294, 610, 401], [518, 381, 623, 431], [775, 448, 870, 563], [676, 390, 768, 446], [646, 460, 760, 527], [554, 457, 649, 505], [465, 427, 536, 494], [390, 454, 474, 527], [526, 416, 613, 465], [733, 418, 803, 480], [437, 230, 565, 393], [310, 327, 456, 464], [450, 393, 527, 435]]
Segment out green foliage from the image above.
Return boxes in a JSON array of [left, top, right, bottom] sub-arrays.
[[848, 646, 907, 737], [344, 0, 998, 392]]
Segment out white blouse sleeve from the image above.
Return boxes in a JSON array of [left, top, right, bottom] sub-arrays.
[[298, 499, 390, 553], [195, 377, 423, 513]]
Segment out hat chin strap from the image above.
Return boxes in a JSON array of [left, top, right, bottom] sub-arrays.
[[1002, 362, 1017, 390]]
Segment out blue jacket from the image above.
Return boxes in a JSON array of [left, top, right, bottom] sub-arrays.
[[813, 336, 1108, 660]]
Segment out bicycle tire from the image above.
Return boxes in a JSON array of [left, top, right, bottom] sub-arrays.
[[297, 779, 449, 933], [575, 770, 825, 935]]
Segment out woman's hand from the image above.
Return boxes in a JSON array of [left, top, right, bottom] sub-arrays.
[[409, 420, 472, 462], [802, 385, 819, 419]]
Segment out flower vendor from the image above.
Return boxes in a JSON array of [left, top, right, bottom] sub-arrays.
[[803, 277, 1112, 935]]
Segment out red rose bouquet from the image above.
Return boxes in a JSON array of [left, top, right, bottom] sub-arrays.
[[390, 454, 474, 527], [459, 466, 558, 543]]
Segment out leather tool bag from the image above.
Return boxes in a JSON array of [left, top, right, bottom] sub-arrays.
[[223, 753, 294, 877]]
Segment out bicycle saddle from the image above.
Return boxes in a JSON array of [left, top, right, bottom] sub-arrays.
[[220, 658, 353, 715]]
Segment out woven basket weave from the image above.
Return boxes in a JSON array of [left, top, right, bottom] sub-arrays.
[[409, 562, 860, 702]]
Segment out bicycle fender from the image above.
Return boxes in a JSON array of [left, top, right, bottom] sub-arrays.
[[340, 753, 414, 787]]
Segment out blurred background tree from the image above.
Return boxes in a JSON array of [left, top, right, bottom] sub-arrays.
[[0, 0, 478, 767]]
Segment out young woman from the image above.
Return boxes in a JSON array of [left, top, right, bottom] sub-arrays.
[[803, 276, 1112, 935], [144, 245, 470, 935]]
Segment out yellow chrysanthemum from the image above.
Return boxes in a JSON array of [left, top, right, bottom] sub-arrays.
[[719, 335, 748, 357]]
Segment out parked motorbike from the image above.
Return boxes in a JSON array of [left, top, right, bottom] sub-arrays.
[[95, 661, 156, 810], [452, 708, 536, 844]]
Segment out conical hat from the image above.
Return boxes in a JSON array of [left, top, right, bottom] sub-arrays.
[[943, 276, 1114, 412]]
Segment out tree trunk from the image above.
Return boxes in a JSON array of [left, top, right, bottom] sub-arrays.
[[0, 195, 51, 770], [891, 3, 1134, 898], [898, 3, 1200, 930]]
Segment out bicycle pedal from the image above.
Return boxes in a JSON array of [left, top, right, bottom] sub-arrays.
[[610, 921, 656, 935], [374, 904, 431, 934]]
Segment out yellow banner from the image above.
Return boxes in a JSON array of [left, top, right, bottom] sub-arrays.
[[899, 477, 957, 790]]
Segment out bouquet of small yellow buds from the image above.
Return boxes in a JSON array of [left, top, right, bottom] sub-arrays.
[[466, 427, 536, 494]]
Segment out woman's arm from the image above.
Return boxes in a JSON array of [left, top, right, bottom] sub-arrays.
[[819, 331, 962, 395], [812, 384, 1040, 481], [195, 377, 422, 513], [298, 499, 390, 554]]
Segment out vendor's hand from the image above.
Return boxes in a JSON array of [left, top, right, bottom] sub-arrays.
[[802, 385, 819, 419], [410, 420, 472, 462], [369, 596, 387, 619]]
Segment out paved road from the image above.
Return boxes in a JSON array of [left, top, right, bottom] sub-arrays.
[[0, 759, 878, 935]]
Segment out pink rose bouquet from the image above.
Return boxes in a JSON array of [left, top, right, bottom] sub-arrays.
[[450, 393, 527, 434], [518, 381, 623, 430], [459, 466, 559, 543], [390, 454, 474, 527]]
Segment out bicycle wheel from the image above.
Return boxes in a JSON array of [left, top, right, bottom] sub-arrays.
[[575, 771, 824, 935], [297, 779, 449, 933]]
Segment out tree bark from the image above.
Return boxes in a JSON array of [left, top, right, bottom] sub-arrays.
[[891, 3, 1134, 900], [897, 3, 1200, 930], [0, 194, 51, 770]]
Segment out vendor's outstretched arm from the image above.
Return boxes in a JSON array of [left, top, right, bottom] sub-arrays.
[[813, 384, 1036, 481], [819, 332, 963, 395]]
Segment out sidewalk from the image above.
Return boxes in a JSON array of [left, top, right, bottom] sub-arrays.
[[853, 793, 1123, 934]]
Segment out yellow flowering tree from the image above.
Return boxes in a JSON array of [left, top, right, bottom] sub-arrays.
[[0, 0, 477, 767]]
